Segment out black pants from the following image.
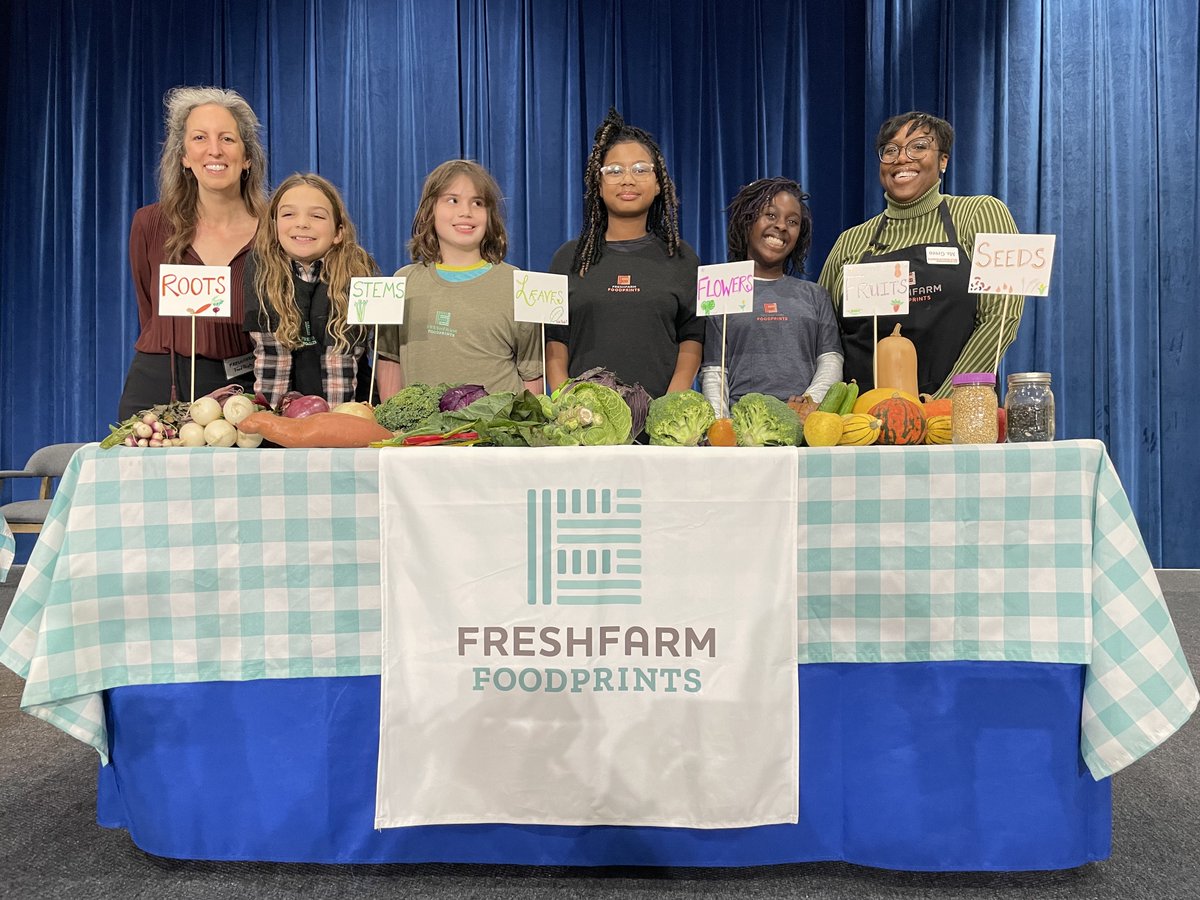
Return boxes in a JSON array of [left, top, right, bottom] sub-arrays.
[[117, 351, 254, 421]]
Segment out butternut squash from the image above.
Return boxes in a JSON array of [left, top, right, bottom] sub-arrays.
[[876, 323, 918, 396], [237, 411, 394, 448]]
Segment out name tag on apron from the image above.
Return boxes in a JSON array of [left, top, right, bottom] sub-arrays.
[[224, 352, 255, 379], [926, 247, 960, 265]]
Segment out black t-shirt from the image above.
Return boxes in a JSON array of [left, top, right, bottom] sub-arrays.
[[546, 235, 703, 398]]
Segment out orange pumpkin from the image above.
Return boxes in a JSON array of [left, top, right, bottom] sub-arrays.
[[869, 397, 926, 445], [922, 397, 953, 418]]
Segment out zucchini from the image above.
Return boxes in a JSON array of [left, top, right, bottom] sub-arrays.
[[838, 379, 859, 415], [817, 381, 847, 414]]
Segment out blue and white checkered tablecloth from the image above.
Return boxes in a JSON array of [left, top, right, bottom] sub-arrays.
[[0, 440, 1194, 778], [0, 516, 13, 581]]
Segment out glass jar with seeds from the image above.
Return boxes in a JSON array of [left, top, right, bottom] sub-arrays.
[[950, 372, 998, 444], [1004, 372, 1055, 442]]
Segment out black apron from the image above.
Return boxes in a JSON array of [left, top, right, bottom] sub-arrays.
[[290, 277, 329, 399], [840, 201, 975, 395]]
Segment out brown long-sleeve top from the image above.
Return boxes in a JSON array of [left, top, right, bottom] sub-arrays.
[[129, 203, 254, 359]]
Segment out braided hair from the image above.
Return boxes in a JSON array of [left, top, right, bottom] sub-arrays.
[[725, 177, 813, 276], [570, 108, 681, 276]]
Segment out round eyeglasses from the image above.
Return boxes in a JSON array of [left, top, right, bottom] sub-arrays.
[[878, 137, 937, 164]]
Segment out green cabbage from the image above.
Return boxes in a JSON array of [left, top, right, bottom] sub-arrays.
[[544, 382, 632, 445]]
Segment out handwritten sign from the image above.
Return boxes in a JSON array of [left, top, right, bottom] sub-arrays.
[[841, 261, 910, 317], [158, 265, 231, 317], [513, 270, 568, 324], [696, 260, 754, 316], [349, 277, 407, 325], [968, 233, 1056, 296]]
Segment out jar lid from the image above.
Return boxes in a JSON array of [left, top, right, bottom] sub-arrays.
[[1006, 371, 1052, 385], [951, 372, 996, 387]]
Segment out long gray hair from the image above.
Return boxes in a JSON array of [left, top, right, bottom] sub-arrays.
[[157, 85, 268, 262]]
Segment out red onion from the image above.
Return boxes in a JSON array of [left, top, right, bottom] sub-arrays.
[[282, 395, 330, 418]]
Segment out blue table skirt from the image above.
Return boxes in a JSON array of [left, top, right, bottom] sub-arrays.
[[96, 662, 1111, 869]]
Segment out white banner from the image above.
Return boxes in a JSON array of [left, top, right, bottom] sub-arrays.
[[375, 446, 799, 828]]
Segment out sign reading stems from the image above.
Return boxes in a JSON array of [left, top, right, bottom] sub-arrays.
[[967, 233, 1057, 372], [839, 260, 911, 389], [350, 276, 407, 404], [695, 261, 754, 416], [158, 264, 231, 403], [513, 270, 569, 393]]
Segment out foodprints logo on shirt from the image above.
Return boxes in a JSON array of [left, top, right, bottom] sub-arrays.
[[427, 310, 458, 337], [609, 274, 639, 293]]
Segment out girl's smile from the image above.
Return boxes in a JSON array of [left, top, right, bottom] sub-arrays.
[[275, 184, 343, 264]]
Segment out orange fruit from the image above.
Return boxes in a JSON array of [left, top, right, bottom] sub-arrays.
[[707, 418, 736, 447]]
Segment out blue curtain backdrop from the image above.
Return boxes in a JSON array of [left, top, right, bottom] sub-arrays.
[[1, 0, 1197, 566]]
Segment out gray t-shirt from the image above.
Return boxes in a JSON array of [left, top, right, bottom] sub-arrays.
[[702, 276, 842, 405]]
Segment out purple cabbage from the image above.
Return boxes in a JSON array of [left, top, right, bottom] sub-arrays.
[[439, 384, 488, 412], [565, 367, 651, 439]]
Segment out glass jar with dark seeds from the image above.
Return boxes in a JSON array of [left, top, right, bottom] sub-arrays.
[[1004, 372, 1055, 442]]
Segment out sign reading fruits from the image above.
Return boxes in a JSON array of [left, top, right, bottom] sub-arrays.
[[841, 260, 910, 317]]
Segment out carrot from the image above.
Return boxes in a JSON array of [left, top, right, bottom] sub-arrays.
[[237, 411, 394, 448]]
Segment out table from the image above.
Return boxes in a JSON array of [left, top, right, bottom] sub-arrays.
[[1, 441, 1195, 869]]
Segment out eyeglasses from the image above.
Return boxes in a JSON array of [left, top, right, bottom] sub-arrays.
[[878, 137, 937, 163], [599, 162, 656, 182]]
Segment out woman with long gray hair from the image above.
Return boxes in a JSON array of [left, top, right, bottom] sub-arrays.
[[117, 85, 268, 419]]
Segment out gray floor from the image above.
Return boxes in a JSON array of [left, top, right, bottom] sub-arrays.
[[2, 565, 1198, 899]]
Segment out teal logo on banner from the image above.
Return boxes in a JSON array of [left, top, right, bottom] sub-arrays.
[[526, 488, 643, 605]]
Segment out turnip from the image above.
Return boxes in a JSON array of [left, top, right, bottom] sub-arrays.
[[331, 401, 376, 421], [178, 422, 206, 447], [235, 430, 264, 448], [222, 393, 258, 426], [204, 419, 238, 447], [189, 397, 222, 427], [133, 422, 153, 439]]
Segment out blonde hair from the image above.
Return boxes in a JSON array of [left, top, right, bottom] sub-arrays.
[[408, 159, 508, 265], [157, 85, 268, 263], [254, 173, 379, 353]]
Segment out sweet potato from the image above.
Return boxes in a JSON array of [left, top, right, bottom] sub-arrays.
[[237, 411, 394, 448]]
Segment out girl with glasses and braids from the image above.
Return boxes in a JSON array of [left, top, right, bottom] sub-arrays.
[[818, 111, 1022, 399], [545, 109, 704, 403], [700, 178, 844, 417]]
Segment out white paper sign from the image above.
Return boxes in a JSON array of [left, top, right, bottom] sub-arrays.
[[513, 270, 568, 324], [696, 260, 755, 316], [376, 447, 799, 829], [968, 233, 1056, 296], [158, 265, 232, 317], [349, 277, 407, 325], [841, 261, 910, 317]]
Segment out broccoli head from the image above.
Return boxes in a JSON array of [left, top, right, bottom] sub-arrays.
[[374, 383, 442, 432], [731, 393, 802, 446], [646, 390, 716, 446]]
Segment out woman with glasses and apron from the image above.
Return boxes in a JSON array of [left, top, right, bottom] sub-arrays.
[[818, 111, 1024, 399]]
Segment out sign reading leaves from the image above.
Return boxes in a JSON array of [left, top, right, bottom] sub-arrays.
[[513, 270, 568, 324], [157, 265, 232, 317]]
